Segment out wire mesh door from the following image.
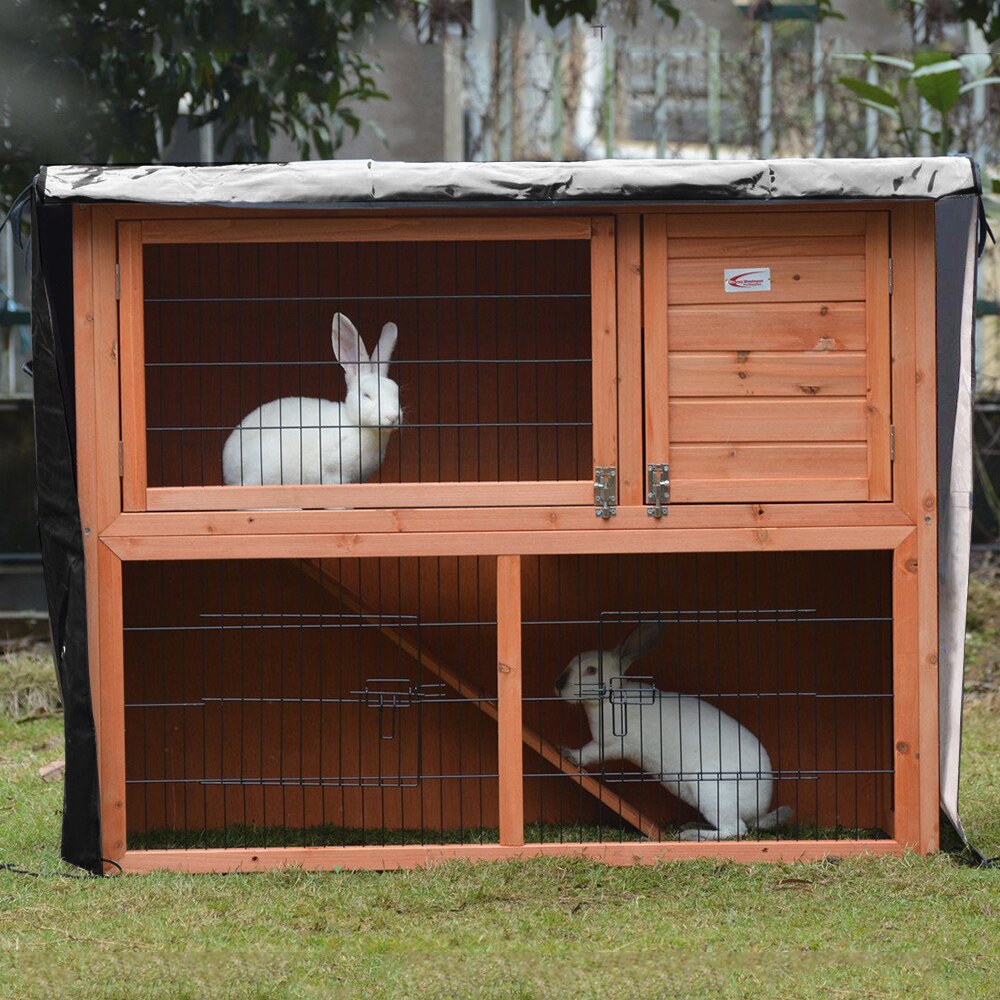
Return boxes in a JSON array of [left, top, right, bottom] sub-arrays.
[[520, 550, 894, 844], [119, 216, 617, 512], [122, 556, 500, 850]]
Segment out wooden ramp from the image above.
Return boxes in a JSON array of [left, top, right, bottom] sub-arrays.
[[302, 559, 663, 841]]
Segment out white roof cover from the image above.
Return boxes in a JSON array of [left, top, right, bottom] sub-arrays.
[[41, 156, 978, 207]]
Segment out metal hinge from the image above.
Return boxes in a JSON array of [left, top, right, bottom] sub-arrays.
[[118, 441, 124, 477], [646, 463, 670, 518], [888, 258, 893, 295], [889, 425, 895, 462], [594, 466, 617, 519], [115, 263, 120, 300]]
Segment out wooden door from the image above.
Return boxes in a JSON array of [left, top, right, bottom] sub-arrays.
[[643, 210, 891, 504], [118, 215, 619, 513]]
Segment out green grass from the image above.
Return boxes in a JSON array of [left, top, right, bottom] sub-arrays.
[[128, 819, 887, 851], [0, 643, 61, 721], [2, 704, 1000, 1000], [1, 573, 999, 1000]]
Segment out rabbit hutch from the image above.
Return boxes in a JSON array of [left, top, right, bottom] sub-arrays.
[[29, 158, 982, 875]]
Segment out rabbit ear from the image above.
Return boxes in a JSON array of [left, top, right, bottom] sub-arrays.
[[615, 621, 666, 671], [370, 321, 398, 374], [331, 313, 367, 384]]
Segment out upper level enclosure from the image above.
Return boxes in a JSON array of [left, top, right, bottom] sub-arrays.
[[122, 217, 613, 512], [113, 206, 894, 515]]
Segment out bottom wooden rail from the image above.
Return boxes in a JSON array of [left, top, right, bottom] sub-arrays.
[[300, 559, 664, 841], [117, 840, 907, 874]]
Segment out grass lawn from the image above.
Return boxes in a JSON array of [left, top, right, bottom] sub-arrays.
[[1, 567, 999, 1000]]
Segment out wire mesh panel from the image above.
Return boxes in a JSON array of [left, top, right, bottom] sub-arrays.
[[142, 238, 593, 493], [122, 556, 498, 850], [520, 550, 894, 844]]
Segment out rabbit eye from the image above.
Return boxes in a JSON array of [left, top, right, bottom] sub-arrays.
[[585, 666, 597, 676]]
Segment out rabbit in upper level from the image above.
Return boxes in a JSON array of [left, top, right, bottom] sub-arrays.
[[555, 622, 792, 840], [222, 313, 401, 487]]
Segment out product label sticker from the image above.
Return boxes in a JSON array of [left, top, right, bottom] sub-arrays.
[[724, 267, 772, 292]]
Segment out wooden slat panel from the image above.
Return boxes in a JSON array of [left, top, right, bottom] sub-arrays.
[[669, 235, 865, 259], [670, 399, 867, 442], [98, 542, 126, 863], [670, 478, 868, 503], [643, 214, 670, 465], [892, 532, 920, 847], [615, 215, 644, 504], [913, 203, 940, 854], [670, 442, 867, 480], [73, 209, 101, 740], [103, 502, 915, 539], [668, 256, 865, 304], [590, 217, 618, 471], [91, 209, 123, 529], [890, 204, 918, 521], [865, 211, 892, 501], [105, 525, 914, 561], [118, 221, 147, 510], [496, 556, 523, 846], [142, 216, 592, 245], [146, 480, 592, 512], [669, 352, 866, 397], [666, 212, 867, 239], [669, 302, 865, 351], [119, 838, 906, 873]]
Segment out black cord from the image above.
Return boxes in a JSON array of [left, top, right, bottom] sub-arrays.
[[0, 857, 123, 878]]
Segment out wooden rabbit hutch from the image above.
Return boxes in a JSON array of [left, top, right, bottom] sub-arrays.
[[32, 158, 982, 874]]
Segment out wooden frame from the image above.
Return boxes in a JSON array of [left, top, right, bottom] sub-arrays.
[[72, 199, 941, 873], [642, 209, 893, 505], [116, 214, 618, 515], [93, 528, 931, 872]]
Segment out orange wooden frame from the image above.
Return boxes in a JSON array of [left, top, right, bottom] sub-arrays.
[[92, 527, 931, 872], [71, 200, 940, 873], [116, 214, 618, 515]]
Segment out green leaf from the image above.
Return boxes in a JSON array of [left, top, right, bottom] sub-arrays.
[[851, 97, 902, 123], [913, 52, 962, 113], [838, 76, 900, 112]]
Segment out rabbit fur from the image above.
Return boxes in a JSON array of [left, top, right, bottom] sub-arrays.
[[223, 313, 401, 486], [555, 622, 792, 840]]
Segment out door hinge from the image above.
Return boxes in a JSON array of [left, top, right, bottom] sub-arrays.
[[594, 466, 617, 519], [888, 258, 893, 295], [646, 463, 670, 518], [889, 425, 895, 462], [118, 441, 124, 477], [115, 263, 121, 300]]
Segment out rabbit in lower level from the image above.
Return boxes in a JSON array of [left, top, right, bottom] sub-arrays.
[[555, 622, 792, 841]]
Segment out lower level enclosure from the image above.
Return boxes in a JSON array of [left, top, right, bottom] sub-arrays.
[[121, 550, 895, 856]]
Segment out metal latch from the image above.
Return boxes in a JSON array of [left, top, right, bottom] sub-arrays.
[[608, 675, 657, 737], [594, 466, 617, 519], [646, 463, 670, 518], [352, 679, 445, 740]]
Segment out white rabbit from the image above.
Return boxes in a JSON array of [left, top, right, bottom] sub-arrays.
[[555, 622, 792, 841], [222, 313, 401, 487]]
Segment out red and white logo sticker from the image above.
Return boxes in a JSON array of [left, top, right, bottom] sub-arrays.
[[724, 267, 771, 292]]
